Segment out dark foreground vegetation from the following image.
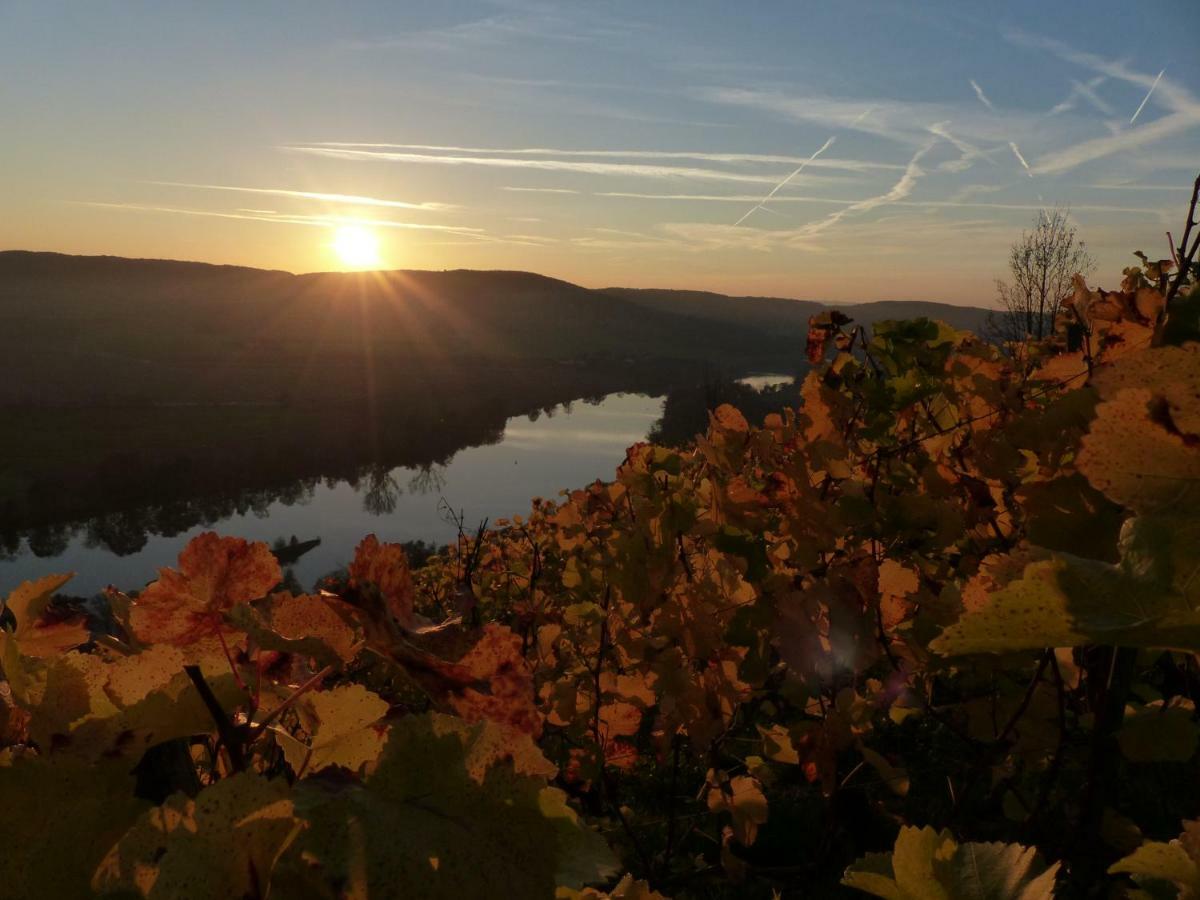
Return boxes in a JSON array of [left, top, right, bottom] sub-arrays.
[[0, 185, 1198, 898]]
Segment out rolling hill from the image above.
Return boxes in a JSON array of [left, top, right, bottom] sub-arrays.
[[606, 287, 993, 338], [0, 251, 993, 405]]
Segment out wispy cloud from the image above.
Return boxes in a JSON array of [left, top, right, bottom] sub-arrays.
[[1032, 111, 1200, 175], [501, 186, 580, 194], [698, 87, 1051, 154], [147, 181, 455, 211], [303, 142, 900, 173], [969, 79, 995, 111], [282, 144, 846, 187], [71, 201, 485, 235], [1004, 29, 1196, 113], [592, 191, 1164, 216], [1004, 29, 1200, 174], [1073, 78, 1114, 116], [734, 136, 836, 226], [927, 122, 996, 172], [595, 191, 855, 205]]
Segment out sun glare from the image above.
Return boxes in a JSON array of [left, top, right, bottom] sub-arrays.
[[332, 225, 381, 269]]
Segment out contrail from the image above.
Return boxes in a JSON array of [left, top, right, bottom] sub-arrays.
[[1129, 67, 1166, 124], [969, 79, 995, 111], [850, 106, 875, 126], [734, 136, 835, 226], [1008, 141, 1033, 176]]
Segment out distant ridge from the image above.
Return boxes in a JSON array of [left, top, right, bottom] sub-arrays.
[[603, 286, 993, 337], [0, 250, 994, 405]]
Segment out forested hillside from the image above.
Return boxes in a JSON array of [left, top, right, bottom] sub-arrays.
[[1, 223, 1196, 897], [605, 287, 994, 338], [0, 252, 990, 405]]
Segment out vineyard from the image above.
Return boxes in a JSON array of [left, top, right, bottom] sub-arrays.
[[2, 205, 1199, 897]]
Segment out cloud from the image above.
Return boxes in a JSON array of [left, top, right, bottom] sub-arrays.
[[282, 144, 846, 187], [70, 201, 486, 235], [927, 122, 996, 172], [1005, 29, 1197, 115], [304, 142, 902, 173], [969, 79, 995, 111], [502, 186, 581, 194], [1003, 28, 1200, 174], [592, 191, 1165, 216], [147, 181, 455, 211], [697, 87, 1055, 154], [1031, 111, 1199, 175], [595, 191, 855, 205]]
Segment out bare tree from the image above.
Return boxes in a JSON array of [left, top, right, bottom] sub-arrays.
[[986, 208, 1094, 345]]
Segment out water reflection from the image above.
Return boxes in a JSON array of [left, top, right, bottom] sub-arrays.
[[0, 374, 801, 595]]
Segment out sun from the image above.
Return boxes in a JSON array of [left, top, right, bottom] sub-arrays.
[[331, 225, 381, 269]]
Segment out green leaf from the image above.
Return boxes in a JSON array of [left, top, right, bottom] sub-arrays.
[[0, 754, 148, 899], [276, 713, 617, 899], [94, 772, 301, 899], [843, 826, 1060, 899]]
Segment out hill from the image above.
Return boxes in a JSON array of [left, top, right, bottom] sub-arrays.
[[606, 286, 993, 339], [0, 252, 794, 405], [0, 251, 993, 405]]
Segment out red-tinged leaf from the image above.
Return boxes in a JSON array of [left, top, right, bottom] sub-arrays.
[[129, 533, 280, 647], [349, 534, 416, 628], [447, 624, 542, 737], [233, 592, 363, 666], [711, 404, 749, 434]]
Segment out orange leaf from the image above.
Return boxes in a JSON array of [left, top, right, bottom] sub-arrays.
[[348, 535, 415, 628], [130, 533, 280, 647], [448, 624, 542, 737]]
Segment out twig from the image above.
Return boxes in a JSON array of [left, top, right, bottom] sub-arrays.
[[184, 665, 246, 773], [248, 664, 334, 741]]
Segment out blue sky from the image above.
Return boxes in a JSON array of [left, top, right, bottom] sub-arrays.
[[2, 0, 1198, 302]]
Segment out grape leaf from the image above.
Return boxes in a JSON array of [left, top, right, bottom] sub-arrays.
[[706, 771, 768, 846], [0, 753, 148, 899], [277, 683, 389, 776], [275, 713, 617, 899], [447, 624, 542, 737], [563, 874, 670, 899], [28, 650, 243, 760], [1109, 820, 1200, 895], [1, 573, 89, 659], [93, 772, 301, 898], [231, 591, 363, 666], [843, 826, 1060, 899], [129, 533, 280, 647], [349, 534, 416, 628], [932, 553, 1200, 656], [1076, 344, 1200, 514], [1118, 699, 1199, 763]]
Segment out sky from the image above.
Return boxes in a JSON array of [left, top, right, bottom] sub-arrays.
[[2, 0, 1198, 304]]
